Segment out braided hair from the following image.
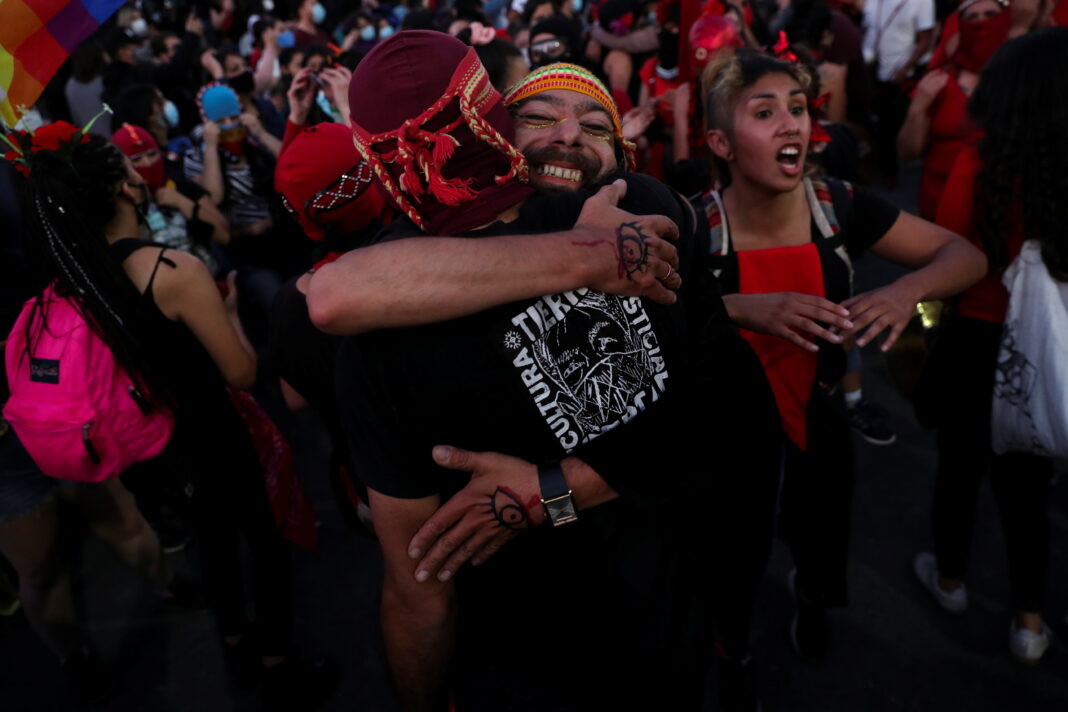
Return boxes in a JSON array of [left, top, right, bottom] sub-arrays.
[[970, 27, 1068, 278], [17, 133, 176, 410]]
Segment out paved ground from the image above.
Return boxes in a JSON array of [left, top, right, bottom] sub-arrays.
[[2, 165, 1067, 711]]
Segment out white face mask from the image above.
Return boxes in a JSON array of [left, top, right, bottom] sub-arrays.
[[131, 17, 149, 36]]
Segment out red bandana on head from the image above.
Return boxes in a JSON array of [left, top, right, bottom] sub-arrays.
[[348, 30, 532, 236]]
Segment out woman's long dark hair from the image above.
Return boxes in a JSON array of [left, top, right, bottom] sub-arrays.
[[18, 134, 176, 410], [970, 27, 1068, 277]]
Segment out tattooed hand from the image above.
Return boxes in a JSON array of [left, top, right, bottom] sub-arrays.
[[408, 446, 545, 583], [571, 179, 683, 304]]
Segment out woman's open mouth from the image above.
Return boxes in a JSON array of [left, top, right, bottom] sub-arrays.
[[776, 144, 803, 176]]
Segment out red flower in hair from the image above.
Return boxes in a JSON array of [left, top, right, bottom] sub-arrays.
[[30, 121, 88, 153]]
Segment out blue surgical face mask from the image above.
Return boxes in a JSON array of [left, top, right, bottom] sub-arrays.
[[378, 25, 395, 39], [360, 25, 376, 41], [572, 0, 584, 13], [163, 100, 180, 128], [277, 29, 296, 48], [312, 2, 326, 25], [316, 90, 334, 117], [393, 5, 409, 21], [647, 10, 657, 24]]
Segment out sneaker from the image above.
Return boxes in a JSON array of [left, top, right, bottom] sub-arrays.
[[1009, 621, 1051, 664], [61, 647, 118, 705], [788, 570, 828, 662], [847, 399, 897, 445], [718, 655, 762, 712], [913, 552, 967, 614]]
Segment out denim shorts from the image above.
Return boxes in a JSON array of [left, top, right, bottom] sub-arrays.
[[0, 422, 61, 523]]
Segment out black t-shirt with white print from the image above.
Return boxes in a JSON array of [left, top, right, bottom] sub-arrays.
[[336, 172, 780, 507]]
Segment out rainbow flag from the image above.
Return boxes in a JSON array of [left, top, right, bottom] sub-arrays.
[[0, 0, 125, 127]]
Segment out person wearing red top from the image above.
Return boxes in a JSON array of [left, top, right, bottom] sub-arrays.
[[897, 0, 1008, 219], [700, 48, 985, 666], [913, 27, 1068, 665], [902, 0, 1058, 219]]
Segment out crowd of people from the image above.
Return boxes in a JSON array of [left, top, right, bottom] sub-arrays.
[[0, 0, 1065, 708]]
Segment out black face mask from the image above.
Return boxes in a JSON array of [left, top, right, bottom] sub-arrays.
[[228, 70, 255, 95]]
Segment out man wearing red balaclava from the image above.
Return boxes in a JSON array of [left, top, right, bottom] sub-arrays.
[[111, 122, 230, 269], [320, 30, 781, 712]]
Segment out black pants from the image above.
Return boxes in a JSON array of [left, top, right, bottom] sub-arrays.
[[171, 397, 294, 656], [779, 387, 855, 608], [924, 317, 1052, 612], [872, 79, 909, 181]]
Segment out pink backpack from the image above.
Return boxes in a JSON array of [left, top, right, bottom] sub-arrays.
[[3, 284, 175, 482]]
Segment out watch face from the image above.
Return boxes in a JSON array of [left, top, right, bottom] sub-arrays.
[[547, 496, 578, 526]]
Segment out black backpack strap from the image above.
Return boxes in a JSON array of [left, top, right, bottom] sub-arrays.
[[827, 179, 854, 236]]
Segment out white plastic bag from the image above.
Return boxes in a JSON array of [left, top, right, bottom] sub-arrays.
[[991, 240, 1068, 457]]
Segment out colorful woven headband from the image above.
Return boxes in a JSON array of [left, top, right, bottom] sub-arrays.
[[504, 63, 636, 170], [351, 45, 528, 231]]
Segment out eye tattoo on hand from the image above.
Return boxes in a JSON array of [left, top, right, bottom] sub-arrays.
[[481, 487, 530, 531], [616, 221, 650, 281]]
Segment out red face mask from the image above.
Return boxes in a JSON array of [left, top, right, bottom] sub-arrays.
[[135, 158, 166, 190], [954, 9, 1010, 73], [218, 124, 247, 156]]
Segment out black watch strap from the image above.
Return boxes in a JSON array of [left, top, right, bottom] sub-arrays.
[[538, 463, 578, 527]]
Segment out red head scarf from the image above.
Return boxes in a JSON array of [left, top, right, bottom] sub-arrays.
[[275, 122, 387, 241], [348, 30, 532, 236], [951, 4, 1011, 73], [111, 123, 166, 189]]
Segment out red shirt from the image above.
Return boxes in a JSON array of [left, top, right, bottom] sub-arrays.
[[638, 57, 681, 126], [935, 143, 1024, 324], [918, 72, 973, 219]]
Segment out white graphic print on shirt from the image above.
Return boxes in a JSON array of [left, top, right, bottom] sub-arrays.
[[502, 288, 669, 452]]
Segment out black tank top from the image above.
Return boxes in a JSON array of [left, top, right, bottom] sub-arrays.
[[109, 238, 229, 416]]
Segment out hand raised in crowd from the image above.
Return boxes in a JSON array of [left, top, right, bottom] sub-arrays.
[[841, 281, 921, 351], [201, 50, 224, 79], [723, 292, 854, 352], [913, 70, 950, 107], [407, 446, 546, 584], [287, 68, 317, 126], [572, 179, 682, 304], [238, 112, 266, 137], [318, 65, 353, 123], [202, 120, 220, 146], [621, 103, 655, 141], [262, 24, 279, 49], [185, 11, 204, 36]]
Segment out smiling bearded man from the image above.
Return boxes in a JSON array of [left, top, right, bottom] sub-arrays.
[[504, 63, 637, 192]]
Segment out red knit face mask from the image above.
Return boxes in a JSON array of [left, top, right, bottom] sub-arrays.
[[135, 158, 166, 190], [349, 31, 532, 236]]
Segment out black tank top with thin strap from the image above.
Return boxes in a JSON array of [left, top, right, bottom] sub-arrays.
[[109, 238, 228, 415]]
